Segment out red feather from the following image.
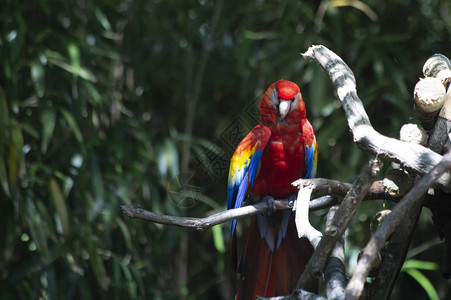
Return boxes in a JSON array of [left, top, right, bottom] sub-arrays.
[[236, 214, 313, 300]]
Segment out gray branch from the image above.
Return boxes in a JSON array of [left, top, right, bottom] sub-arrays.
[[296, 159, 381, 291], [302, 45, 451, 192], [324, 206, 347, 300], [121, 178, 394, 231], [345, 151, 451, 300]]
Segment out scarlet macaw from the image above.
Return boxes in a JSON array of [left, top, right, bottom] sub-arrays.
[[227, 80, 317, 299]]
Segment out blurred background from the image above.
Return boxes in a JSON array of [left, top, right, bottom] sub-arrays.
[[1, 0, 450, 299]]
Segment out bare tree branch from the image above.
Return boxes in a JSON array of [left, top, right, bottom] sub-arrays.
[[121, 178, 396, 230], [121, 201, 280, 231], [345, 151, 451, 300], [296, 159, 381, 291], [301, 45, 451, 192], [324, 206, 347, 300]]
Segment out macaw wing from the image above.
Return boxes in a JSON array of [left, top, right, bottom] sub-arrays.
[[227, 124, 271, 236], [302, 119, 317, 179]]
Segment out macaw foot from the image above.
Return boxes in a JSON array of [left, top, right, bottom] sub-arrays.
[[262, 195, 276, 216], [287, 194, 297, 211]]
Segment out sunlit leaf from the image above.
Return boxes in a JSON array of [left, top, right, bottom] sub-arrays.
[[60, 108, 83, 144], [30, 61, 45, 97], [45, 50, 97, 82], [330, 0, 378, 21], [402, 259, 439, 271], [49, 178, 70, 237], [157, 139, 179, 178], [68, 43, 80, 76], [212, 225, 225, 253], [95, 7, 112, 31], [404, 268, 439, 300], [41, 109, 56, 153]]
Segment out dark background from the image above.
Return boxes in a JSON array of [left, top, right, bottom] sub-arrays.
[[1, 0, 450, 299]]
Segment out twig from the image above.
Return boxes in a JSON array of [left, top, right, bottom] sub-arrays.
[[345, 151, 451, 300], [302, 45, 451, 191], [120, 198, 330, 231], [296, 159, 381, 291], [121, 201, 278, 231]]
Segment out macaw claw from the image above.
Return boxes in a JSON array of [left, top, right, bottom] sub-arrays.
[[287, 194, 297, 211], [262, 195, 276, 216]]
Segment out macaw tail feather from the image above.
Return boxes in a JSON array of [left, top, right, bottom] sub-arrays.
[[235, 212, 315, 300]]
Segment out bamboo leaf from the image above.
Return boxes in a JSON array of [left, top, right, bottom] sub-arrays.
[[95, 7, 112, 31], [212, 225, 225, 254], [30, 61, 45, 97], [8, 122, 23, 189], [60, 108, 83, 144], [49, 178, 70, 237], [26, 197, 49, 258], [0, 88, 8, 156], [404, 268, 439, 300], [0, 158, 10, 197], [68, 43, 80, 76], [86, 238, 109, 290], [402, 259, 439, 271], [41, 109, 56, 153]]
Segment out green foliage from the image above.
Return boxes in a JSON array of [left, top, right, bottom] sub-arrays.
[[0, 0, 450, 299], [402, 260, 440, 300]]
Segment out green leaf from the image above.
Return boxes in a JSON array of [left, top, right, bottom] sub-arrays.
[[404, 268, 439, 300], [41, 109, 56, 153], [402, 259, 439, 271], [212, 225, 225, 253], [120, 259, 137, 298], [26, 197, 49, 258], [68, 43, 80, 76], [0, 88, 8, 156], [86, 234, 109, 290], [45, 49, 97, 82], [115, 217, 133, 252], [157, 139, 179, 178], [49, 178, 70, 237], [20, 122, 39, 140], [60, 108, 83, 144], [95, 7, 112, 31], [30, 61, 45, 97], [0, 158, 10, 197], [8, 121, 24, 189]]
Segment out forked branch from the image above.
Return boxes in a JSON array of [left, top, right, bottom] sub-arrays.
[[302, 45, 451, 191]]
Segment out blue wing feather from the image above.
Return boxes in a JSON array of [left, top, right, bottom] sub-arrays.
[[304, 141, 317, 179], [228, 151, 260, 238], [303, 118, 317, 179], [227, 125, 271, 238]]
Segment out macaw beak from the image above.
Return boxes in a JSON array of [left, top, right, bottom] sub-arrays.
[[279, 100, 290, 119]]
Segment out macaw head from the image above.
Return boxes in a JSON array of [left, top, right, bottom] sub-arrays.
[[259, 80, 306, 125]]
